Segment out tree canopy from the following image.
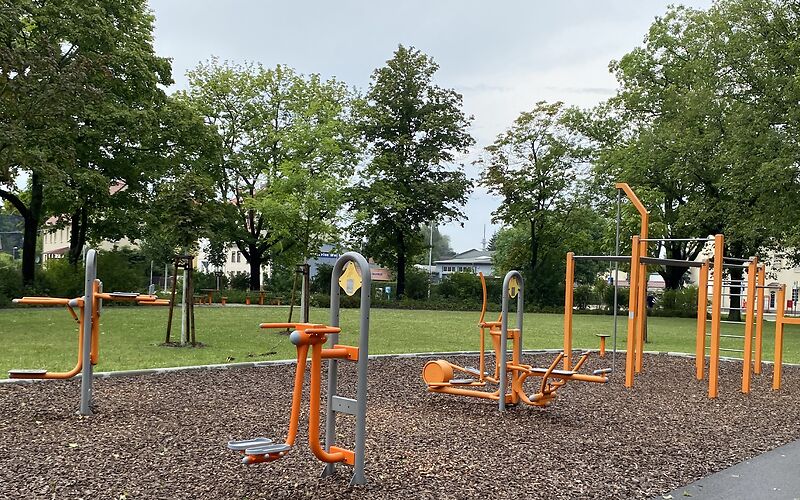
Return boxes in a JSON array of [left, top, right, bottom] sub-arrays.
[[350, 45, 474, 297]]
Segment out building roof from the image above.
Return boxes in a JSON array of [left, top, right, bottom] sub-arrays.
[[434, 249, 493, 265]]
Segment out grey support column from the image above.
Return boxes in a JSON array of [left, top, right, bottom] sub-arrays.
[[323, 252, 371, 486], [79, 249, 97, 416], [499, 270, 524, 412]]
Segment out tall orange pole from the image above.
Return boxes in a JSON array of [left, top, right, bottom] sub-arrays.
[[741, 259, 757, 394], [563, 253, 575, 370], [754, 265, 765, 374], [708, 234, 724, 398], [615, 183, 649, 374], [695, 261, 709, 380], [625, 235, 641, 388], [773, 285, 786, 390]]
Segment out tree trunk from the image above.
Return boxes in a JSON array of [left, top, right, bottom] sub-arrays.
[[529, 218, 539, 302], [21, 171, 44, 286], [396, 232, 406, 298], [661, 265, 687, 290], [68, 206, 88, 265], [248, 245, 262, 291], [727, 266, 743, 322]]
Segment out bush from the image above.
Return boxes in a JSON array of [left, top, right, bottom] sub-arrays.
[[0, 255, 22, 306], [654, 286, 698, 318], [228, 271, 250, 291], [574, 284, 594, 310], [310, 263, 333, 294]]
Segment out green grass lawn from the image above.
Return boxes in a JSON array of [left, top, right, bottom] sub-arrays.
[[2, 305, 800, 378]]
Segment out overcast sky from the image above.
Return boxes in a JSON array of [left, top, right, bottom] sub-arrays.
[[148, 0, 713, 253]]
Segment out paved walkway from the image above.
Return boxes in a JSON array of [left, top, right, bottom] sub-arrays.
[[662, 438, 800, 499]]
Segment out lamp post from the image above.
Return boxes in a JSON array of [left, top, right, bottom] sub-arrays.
[[427, 222, 434, 299]]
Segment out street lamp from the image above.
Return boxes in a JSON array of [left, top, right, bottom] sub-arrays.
[[12, 246, 18, 260]]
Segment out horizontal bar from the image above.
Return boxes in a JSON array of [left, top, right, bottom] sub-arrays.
[[720, 334, 745, 339], [781, 317, 800, 326], [640, 257, 704, 268], [756, 285, 782, 290], [719, 348, 745, 353], [572, 255, 631, 263], [706, 319, 747, 324], [708, 261, 750, 268], [722, 256, 753, 263], [640, 238, 713, 242]]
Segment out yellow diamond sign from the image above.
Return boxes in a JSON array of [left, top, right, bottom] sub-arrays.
[[509, 277, 520, 298], [339, 261, 362, 296]]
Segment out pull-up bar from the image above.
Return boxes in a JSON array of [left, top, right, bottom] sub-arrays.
[[639, 257, 704, 268], [572, 255, 631, 263], [639, 237, 713, 243]]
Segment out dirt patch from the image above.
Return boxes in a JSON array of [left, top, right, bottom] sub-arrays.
[[1, 353, 798, 499]]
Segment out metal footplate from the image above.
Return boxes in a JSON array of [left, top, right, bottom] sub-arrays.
[[463, 367, 489, 377], [227, 437, 273, 451], [449, 378, 475, 385], [592, 368, 612, 376], [8, 369, 48, 378], [245, 443, 291, 455]]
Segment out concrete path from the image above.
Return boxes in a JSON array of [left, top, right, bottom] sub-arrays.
[[662, 438, 800, 499]]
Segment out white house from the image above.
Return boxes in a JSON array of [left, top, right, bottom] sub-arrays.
[[434, 249, 494, 280]]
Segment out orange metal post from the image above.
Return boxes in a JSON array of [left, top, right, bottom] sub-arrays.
[[754, 265, 766, 374], [695, 261, 709, 380], [741, 259, 757, 393], [563, 253, 575, 370], [635, 237, 648, 373], [708, 234, 724, 398], [625, 236, 641, 388], [616, 183, 649, 375], [773, 285, 786, 390]]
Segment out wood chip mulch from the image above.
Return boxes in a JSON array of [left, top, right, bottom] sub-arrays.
[[1, 353, 799, 499]]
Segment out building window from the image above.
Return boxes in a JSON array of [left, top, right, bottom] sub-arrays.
[[236, 252, 242, 263], [231, 251, 236, 263], [770, 291, 776, 309]]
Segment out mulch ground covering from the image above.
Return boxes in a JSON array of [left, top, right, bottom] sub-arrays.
[[1, 353, 800, 499]]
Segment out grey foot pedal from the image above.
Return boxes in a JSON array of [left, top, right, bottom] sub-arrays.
[[245, 443, 291, 455], [227, 437, 273, 451], [8, 369, 48, 378], [593, 368, 612, 375], [108, 292, 140, 298], [463, 367, 488, 376], [449, 378, 475, 385]]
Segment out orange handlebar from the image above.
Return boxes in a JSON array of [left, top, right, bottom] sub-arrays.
[[306, 326, 341, 335], [14, 297, 73, 306]]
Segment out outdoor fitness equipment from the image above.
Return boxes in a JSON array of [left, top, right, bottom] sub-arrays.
[[227, 252, 371, 486], [9, 249, 169, 415], [422, 270, 610, 410]]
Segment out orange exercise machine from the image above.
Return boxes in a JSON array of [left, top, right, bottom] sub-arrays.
[[9, 249, 169, 414], [227, 252, 371, 486], [422, 270, 610, 410]]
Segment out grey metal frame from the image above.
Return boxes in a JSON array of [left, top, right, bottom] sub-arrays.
[[79, 249, 97, 416], [323, 252, 371, 486], [499, 270, 524, 412]]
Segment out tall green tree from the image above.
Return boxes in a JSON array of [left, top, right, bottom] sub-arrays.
[[0, 0, 172, 284], [480, 101, 594, 304], [182, 61, 358, 290], [580, 1, 800, 320], [350, 45, 474, 297], [414, 224, 454, 264]]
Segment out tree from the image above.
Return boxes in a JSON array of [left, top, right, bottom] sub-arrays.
[[0, 0, 172, 284], [480, 101, 594, 304], [350, 45, 474, 297], [182, 61, 358, 290], [577, 1, 800, 318], [415, 224, 454, 264], [491, 204, 607, 306]]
